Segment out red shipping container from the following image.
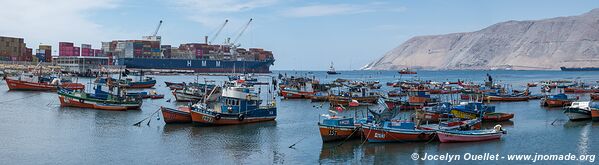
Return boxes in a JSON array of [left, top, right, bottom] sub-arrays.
[[59, 42, 74, 46], [73, 47, 80, 56]]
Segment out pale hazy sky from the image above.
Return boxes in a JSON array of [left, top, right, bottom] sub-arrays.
[[1, 0, 598, 70]]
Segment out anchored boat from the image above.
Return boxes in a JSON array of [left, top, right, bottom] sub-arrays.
[[541, 93, 577, 107], [563, 102, 592, 121], [362, 121, 435, 143], [57, 87, 142, 111], [5, 73, 84, 91], [437, 125, 505, 143], [190, 82, 277, 125], [161, 106, 192, 124]]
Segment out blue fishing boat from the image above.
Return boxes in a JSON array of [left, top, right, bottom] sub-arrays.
[[190, 82, 276, 125]]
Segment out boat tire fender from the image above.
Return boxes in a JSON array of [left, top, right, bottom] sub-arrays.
[[214, 114, 221, 120], [79, 99, 84, 103], [238, 114, 245, 121]]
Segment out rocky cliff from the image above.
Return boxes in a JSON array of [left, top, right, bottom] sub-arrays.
[[364, 9, 599, 70]]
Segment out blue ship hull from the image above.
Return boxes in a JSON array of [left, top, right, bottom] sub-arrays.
[[116, 58, 274, 73], [560, 67, 599, 71]]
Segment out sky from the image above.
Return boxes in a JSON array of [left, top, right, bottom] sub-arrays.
[[1, 0, 598, 70]]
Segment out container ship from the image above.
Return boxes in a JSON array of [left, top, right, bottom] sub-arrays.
[[560, 67, 599, 71], [108, 19, 275, 73]]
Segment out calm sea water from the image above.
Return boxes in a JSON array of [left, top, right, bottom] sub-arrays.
[[1, 70, 598, 164]]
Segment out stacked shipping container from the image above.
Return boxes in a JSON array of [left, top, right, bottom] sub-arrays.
[[59, 42, 74, 56]]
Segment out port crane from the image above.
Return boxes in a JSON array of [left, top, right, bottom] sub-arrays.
[[153, 20, 163, 37], [210, 19, 229, 44], [231, 18, 253, 47]]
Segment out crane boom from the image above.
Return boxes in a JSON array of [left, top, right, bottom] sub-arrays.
[[233, 18, 253, 45], [210, 19, 229, 44], [153, 20, 163, 37]]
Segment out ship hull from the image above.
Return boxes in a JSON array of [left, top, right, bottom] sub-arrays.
[[560, 67, 599, 71], [116, 58, 274, 73]]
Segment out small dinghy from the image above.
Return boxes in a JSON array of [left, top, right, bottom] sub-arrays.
[[437, 125, 505, 143]]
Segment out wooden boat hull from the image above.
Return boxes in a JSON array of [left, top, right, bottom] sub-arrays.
[[58, 95, 136, 111], [190, 108, 276, 125], [564, 109, 591, 121], [362, 126, 435, 143], [310, 96, 329, 102], [483, 113, 514, 122], [172, 91, 203, 102], [564, 88, 599, 93], [592, 110, 599, 121], [149, 94, 164, 99], [280, 90, 314, 99], [437, 131, 502, 143], [124, 83, 155, 88], [485, 96, 529, 102], [318, 124, 361, 142], [329, 96, 379, 106], [161, 106, 192, 124], [542, 99, 573, 107], [5, 78, 84, 91]]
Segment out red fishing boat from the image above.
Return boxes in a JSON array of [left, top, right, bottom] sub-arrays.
[[482, 112, 514, 122], [318, 115, 362, 142], [541, 94, 576, 107], [564, 87, 599, 93], [362, 122, 435, 143], [161, 106, 192, 123], [5, 76, 84, 91]]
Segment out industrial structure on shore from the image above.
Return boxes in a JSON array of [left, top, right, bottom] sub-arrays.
[[0, 19, 275, 74]]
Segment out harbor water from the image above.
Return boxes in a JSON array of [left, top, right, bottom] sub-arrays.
[[1, 70, 598, 164]]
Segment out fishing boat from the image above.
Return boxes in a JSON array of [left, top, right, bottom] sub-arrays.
[[5, 73, 84, 91], [160, 106, 192, 124], [437, 125, 505, 143], [147, 91, 164, 99], [172, 85, 221, 102], [362, 121, 435, 143], [280, 80, 315, 99], [415, 102, 452, 123], [563, 102, 592, 121], [57, 87, 142, 111], [484, 94, 529, 102], [563, 87, 599, 93], [120, 77, 156, 88], [398, 68, 417, 74], [326, 62, 340, 75], [387, 89, 404, 97], [165, 81, 185, 90], [318, 115, 364, 142], [482, 112, 514, 121], [190, 83, 277, 125], [328, 85, 379, 106], [450, 102, 496, 119], [541, 93, 576, 107], [310, 92, 329, 102]]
